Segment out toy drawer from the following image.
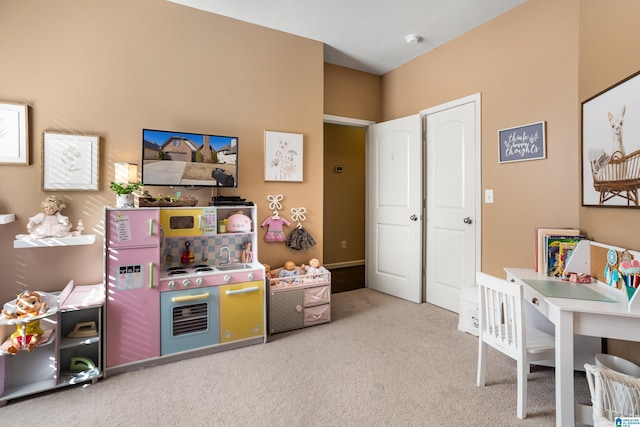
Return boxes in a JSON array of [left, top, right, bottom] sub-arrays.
[[304, 304, 330, 326], [304, 285, 330, 307]]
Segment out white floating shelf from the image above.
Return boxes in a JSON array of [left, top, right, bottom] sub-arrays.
[[0, 214, 15, 224], [14, 234, 96, 249]]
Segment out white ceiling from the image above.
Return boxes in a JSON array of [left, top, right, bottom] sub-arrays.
[[168, 0, 526, 75]]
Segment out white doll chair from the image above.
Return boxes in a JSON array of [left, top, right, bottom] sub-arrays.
[[584, 363, 640, 426], [476, 272, 555, 419]]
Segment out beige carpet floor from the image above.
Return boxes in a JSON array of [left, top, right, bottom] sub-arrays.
[[1, 288, 591, 426]]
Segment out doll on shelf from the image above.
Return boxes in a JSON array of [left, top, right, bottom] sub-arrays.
[[1, 291, 48, 355], [15, 196, 82, 240]]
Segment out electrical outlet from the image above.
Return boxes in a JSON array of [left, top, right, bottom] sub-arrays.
[[341, 240, 347, 250]]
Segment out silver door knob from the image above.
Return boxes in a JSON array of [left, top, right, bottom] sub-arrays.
[[410, 215, 418, 221], [463, 217, 473, 224]]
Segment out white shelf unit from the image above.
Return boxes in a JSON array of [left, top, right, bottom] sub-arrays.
[[0, 214, 15, 224], [0, 282, 104, 406], [13, 234, 96, 248]]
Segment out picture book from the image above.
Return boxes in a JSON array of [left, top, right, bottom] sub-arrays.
[[534, 227, 582, 272], [545, 235, 585, 277]]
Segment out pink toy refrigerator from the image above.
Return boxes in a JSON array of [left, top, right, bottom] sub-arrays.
[[105, 208, 160, 370]]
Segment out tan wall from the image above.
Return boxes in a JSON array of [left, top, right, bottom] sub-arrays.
[[0, 0, 324, 304], [323, 123, 366, 265], [324, 63, 383, 123], [578, 0, 640, 249], [383, 0, 581, 277], [578, 0, 640, 363], [323, 63, 381, 268], [382, 0, 640, 363]]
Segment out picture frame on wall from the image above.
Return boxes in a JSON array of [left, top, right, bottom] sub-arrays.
[[497, 121, 546, 164], [0, 101, 29, 165], [582, 70, 640, 207], [264, 130, 303, 182], [42, 132, 100, 191]]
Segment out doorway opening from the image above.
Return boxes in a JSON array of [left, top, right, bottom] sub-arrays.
[[323, 116, 372, 293]]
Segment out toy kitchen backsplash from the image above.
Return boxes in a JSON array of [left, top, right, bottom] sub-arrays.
[[161, 234, 252, 269], [159, 206, 255, 269]]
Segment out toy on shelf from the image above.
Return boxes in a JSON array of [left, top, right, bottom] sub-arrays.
[[181, 241, 194, 264], [1, 291, 56, 355], [227, 211, 252, 232], [67, 321, 98, 338], [241, 242, 253, 263], [15, 196, 84, 240], [278, 261, 300, 283]]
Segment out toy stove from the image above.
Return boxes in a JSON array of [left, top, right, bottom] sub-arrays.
[[158, 263, 263, 356], [159, 264, 220, 355], [160, 265, 218, 290]]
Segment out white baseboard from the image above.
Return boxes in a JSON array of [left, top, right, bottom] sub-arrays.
[[324, 260, 365, 269]]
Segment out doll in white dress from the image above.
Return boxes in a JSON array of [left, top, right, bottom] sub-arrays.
[[16, 196, 73, 239]]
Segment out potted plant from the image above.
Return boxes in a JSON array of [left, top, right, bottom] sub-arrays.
[[110, 181, 141, 208]]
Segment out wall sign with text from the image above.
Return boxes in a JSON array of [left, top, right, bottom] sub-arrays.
[[498, 121, 546, 163]]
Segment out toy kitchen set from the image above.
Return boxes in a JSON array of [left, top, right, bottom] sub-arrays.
[[105, 199, 265, 375]]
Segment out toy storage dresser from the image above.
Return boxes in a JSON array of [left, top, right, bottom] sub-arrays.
[[268, 268, 331, 334]]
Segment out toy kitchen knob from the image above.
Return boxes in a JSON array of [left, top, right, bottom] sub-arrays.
[[224, 274, 232, 283], [182, 279, 192, 288], [247, 272, 255, 281], [195, 278, 204, 287], [168, 281, 177, 290]]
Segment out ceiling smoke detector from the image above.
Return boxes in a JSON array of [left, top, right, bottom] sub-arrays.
[[405, 34, 423, 45]]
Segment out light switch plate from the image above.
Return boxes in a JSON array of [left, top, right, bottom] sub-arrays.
[[485, 189, 494, 204]]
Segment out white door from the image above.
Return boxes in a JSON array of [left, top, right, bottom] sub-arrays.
[[424, 95, 480, 312], [367, 115, 422, 303]]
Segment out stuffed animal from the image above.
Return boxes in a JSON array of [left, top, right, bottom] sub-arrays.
[[278, 261, 300, 283], [2, 291, 48, 355]]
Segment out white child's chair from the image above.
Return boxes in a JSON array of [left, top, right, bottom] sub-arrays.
[[476, 272, 555, 419], [584, 363, 640, 426]]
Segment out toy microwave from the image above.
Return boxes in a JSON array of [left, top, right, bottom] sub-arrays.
[[159, 207, 217, 237]]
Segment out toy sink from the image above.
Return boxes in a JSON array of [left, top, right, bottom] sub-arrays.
[[215, 263, 253, 271]]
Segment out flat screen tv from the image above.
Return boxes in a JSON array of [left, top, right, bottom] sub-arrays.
[[142, 129, 238, 188]]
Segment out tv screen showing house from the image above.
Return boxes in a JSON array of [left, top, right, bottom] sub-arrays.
[[142, 129, 238, 187]]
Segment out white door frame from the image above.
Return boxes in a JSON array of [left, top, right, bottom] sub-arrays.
[[420, 93, 482, 302], [324, 99, 481, 304]]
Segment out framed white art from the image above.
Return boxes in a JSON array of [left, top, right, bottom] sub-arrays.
[[0, 101, 29, 165], [42, 132, 100, 191], [264, 130, 303, 182]]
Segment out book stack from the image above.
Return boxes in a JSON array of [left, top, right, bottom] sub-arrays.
[[534, 228, 585, 277]]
